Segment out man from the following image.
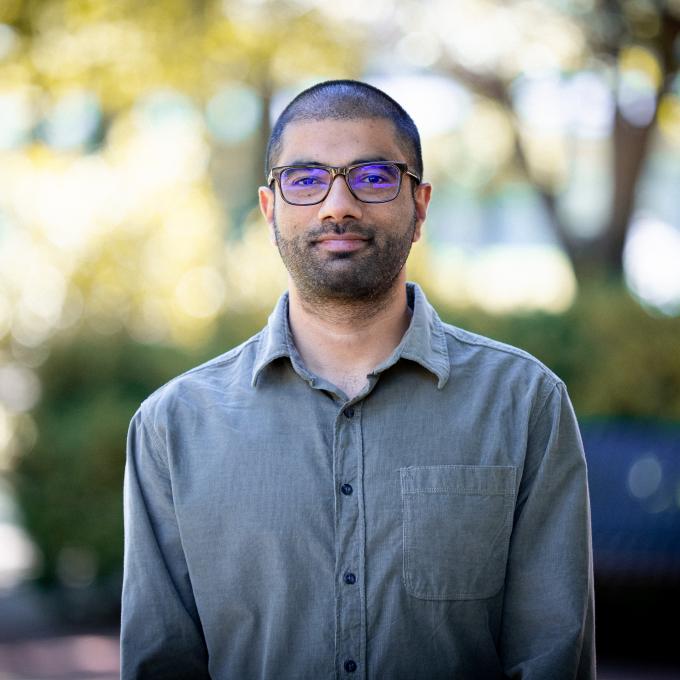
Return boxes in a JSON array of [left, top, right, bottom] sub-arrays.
[[121, 80, 595, 679]]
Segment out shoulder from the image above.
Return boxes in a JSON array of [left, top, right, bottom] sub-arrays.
[[439, 320, 563, 404], [135, 329, 265, 425], [437, 320, 571, 436], [444, 322, 559, 378]]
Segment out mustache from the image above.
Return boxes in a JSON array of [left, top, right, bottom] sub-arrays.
[[305, 222, 375, 242]]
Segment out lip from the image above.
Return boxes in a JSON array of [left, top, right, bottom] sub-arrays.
[[313, 235, 369, 252], [314, 233, 367, 241]]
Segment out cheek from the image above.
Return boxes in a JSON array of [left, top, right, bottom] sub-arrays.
[[274, 203, 316, 235], [380, 197, 416, 229]]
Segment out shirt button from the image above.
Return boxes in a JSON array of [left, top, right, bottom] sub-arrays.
[[341, 483, 353, 496], [344, 659, 357, 673], [343, 406, 355, 418], [343, 572, 357, 585]]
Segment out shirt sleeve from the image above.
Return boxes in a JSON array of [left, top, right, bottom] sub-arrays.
[[500, 381, 596, 680], [120, 406, 210, 679]]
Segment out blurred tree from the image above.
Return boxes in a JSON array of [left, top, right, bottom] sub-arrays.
[[583, 0, 680, 274], [5, 0, 680, 294], [11, 334, 192, 587], [1, 0, 365, 225], [0, 0, 366, 350], [431, 0, 680, 278]]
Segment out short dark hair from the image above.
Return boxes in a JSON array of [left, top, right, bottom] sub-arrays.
[[265, 79, 423, 179]]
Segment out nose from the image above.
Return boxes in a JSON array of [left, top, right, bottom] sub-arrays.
[[317, 173, 363, 223]]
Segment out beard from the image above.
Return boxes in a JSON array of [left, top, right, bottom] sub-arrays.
[[273, 210, 417, 305]]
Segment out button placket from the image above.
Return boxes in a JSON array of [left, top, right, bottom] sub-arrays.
[[334, 402, 365, 679]]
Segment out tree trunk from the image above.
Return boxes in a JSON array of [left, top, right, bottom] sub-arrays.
[[603, 108, 656, 273]]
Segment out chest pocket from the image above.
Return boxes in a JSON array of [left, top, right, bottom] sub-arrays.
[[400, 465, 516, 600]]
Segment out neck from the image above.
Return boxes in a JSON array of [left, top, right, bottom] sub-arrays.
[[287, 278, 412, 398]]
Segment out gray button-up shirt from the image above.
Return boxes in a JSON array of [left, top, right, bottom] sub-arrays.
[[121, 283, 595, 679]]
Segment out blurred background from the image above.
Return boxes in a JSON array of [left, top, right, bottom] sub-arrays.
[[0, 0, 679, 677]]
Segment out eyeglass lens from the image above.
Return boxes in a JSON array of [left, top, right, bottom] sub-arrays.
[[279, 163, 402, 204]]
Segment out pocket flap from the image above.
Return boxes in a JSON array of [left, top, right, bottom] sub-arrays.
[[400, 465, 516, 496]]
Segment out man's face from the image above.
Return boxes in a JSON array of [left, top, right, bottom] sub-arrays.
[[259, 118, 431, 304]]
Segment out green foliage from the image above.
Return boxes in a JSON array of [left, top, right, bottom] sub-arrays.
[[3, 0, 364, 108], [12, 284, 680, 588], [12, 312, 264, 587], [11, 336, 183, 586], [440, 281, 680, 419]]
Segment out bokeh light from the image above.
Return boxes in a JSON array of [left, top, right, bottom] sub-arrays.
[[624, 213, 680, 315], [628, 455, 663, 500], [206, 83, 262, 144], [617, 45, 662, 127]]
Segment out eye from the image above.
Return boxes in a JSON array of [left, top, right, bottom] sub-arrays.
[[351, 164, 400, 188], [355, 172, 394, 187], [282, 167, 330, 188], [293, 175, 324, 186], [360, 174, 387, 184]]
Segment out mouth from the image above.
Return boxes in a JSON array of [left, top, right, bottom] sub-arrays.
[[311, 233, 371, 253]]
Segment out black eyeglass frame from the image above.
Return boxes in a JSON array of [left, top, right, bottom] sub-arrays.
[[267, 161, 422, 206]]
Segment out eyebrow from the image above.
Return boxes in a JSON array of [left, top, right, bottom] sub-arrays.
[[284, 156, 398, 167]]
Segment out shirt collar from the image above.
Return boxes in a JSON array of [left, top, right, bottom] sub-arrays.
[[251, 282, 450, 389]]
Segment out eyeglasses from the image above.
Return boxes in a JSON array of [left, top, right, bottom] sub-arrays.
[[267, 161, 421, 206]]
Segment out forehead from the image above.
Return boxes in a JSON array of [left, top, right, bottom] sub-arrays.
[[276, 118, 407, 166]]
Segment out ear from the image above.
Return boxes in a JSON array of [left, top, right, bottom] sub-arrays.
[[258, 185, 277, 246], [412, 182, 431, 243]]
